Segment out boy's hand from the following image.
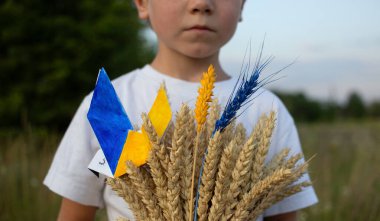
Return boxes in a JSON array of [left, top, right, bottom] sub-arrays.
[[264, 211, 297, 221], [57, 198, 98, 221]]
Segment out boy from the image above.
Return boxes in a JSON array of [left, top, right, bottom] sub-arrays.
[[44, 0, 318, 220]]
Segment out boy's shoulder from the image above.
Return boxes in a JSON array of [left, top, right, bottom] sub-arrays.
[[237, 87, 295, 132], [82, 67, 144, 103], [111, 67, 143, 89], [248, 88, 286, 112]]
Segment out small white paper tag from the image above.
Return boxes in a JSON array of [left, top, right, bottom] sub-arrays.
[[88, 149, 114, 177]]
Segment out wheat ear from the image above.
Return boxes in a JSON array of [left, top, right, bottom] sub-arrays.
[[194, 64, 216, 132], [231, 168, 292, 221], [162, 122, 174, 147], [208, 128, 245, 221], [283, 153, 303, 171], [275, 181, 312, 201], [107, 177, 149, 221], [262, 148, 291, 177], [254, 155, 311, 214], [167, 105, 192, 221], [251, 111, 276, 183], [148, 148, 171, 220], [142, 114, 171, 220], [234, 123, 247, 145], [181, 110, 196, 221], [197, 131, 224, 221], [249, 164, 311, 220], [222, 122, 260, 220], [206, 99, 221, 137], [142, 113, 170, 176], [127, 161, 164, 220], [253, 180, 311, 219], [239, 118, 270, 201], [220, 121, 236, 149], [116, 217, 130, 221]]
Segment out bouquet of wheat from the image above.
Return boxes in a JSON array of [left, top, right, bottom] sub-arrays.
[[106, 65, 311, 221]]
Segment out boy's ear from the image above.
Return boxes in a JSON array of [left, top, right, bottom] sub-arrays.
[[240, 0, 246, 22], [134, 0, 149, 20]]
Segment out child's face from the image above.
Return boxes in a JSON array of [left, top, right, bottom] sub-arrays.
[[135, 0, 244, 59]]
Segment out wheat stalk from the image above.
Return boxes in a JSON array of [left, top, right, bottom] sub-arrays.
[[195, 126, 209, 181]]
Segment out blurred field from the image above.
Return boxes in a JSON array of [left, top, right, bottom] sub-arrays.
[[298, 121, 380, 221], [1, 121, 379, 221]]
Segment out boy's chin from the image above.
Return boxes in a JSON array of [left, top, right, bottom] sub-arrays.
[[180, 46, 220, 60]]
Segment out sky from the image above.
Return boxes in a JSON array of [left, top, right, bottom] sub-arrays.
[[144, 0, 380, 103], [220, 0, 380, 103]]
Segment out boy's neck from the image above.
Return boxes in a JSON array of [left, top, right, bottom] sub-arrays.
[[150, 47, 230, 82]]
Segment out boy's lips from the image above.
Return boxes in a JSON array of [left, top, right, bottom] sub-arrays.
[[185, 25, 215, 33]]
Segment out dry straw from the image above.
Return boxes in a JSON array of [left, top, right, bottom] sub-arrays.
[[108, 105, 312, 221]]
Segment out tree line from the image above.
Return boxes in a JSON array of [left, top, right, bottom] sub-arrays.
[[275, 91, 380, 122], [0, 0, 154, 130]]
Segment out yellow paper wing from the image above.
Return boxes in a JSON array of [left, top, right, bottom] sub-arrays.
[[114, 84, 172, 177], [114, 130, 150, 177], [148, 85, 172, 138]]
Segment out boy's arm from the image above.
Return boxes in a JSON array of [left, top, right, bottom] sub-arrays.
[[264, 211, 297, 221], [57, 198, 98, 221]]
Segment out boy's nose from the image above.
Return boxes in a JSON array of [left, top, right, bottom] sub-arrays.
[[189, 0, 214, 14]]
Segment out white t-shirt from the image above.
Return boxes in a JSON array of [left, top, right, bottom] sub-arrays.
[[44, 65, 318, 221]]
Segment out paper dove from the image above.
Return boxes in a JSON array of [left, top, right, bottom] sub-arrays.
[[87, 68, 172, 178]]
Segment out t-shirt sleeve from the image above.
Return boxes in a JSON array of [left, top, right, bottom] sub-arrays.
[[262, 94, 318, 217], [43, 96, 106, 208]]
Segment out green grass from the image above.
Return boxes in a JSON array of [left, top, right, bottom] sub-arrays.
[[298, 121, 380, 221], [1, 121, 379, 220], [0, 130, 61, 220]]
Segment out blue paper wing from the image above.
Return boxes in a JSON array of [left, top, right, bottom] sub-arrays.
[[87, 68, 133, 174]]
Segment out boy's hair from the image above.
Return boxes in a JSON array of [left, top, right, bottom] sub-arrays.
[[132, 0, 246, 9]]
